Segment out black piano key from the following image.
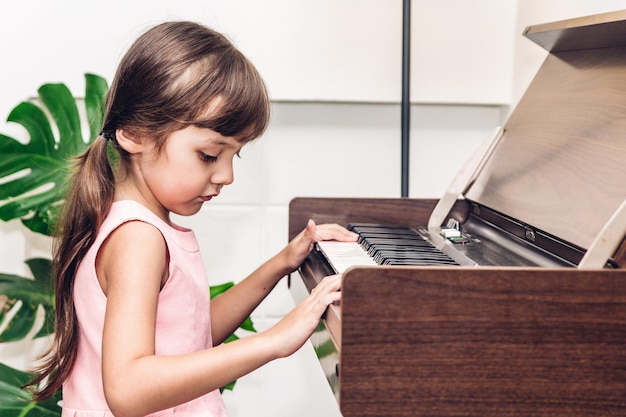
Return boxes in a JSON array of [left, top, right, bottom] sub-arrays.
[[371, 251, 455, 263], [383, 258, 458, 266], [349, 223, 417, 235], [346, 222, 459, 266]]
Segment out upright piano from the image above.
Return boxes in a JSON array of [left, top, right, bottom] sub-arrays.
[[288, 10, 626, 417]]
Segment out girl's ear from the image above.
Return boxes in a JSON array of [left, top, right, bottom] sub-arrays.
[[115, 129, 143, 154]]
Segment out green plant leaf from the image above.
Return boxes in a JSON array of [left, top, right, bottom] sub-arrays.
[[209, 282, 234, 298], [0, 74, 109, 236], [85, 73, 108, 141], [0, 302, 36, 342], [0, 363, 62, 417], [24, 258, 54, 286], [220, 380, 236, 393], [210, 282, 257, 333], [0, 258, 54, 342], [37, 83, 83, 160], [238, 316, 256, 332], [3, 102, 55, 156]]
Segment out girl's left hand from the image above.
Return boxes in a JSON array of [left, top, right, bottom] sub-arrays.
[[281, 219, 358, 273]]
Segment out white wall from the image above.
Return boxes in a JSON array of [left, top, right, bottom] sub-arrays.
[[0, 0, 516, 120], [2, 2, 626, 417]]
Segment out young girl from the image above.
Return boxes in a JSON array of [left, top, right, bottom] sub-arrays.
[[27, 21, 356, 417]]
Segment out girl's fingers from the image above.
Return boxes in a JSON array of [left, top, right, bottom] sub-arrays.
[[314, 223, 358, 242], [309, 274, 342, 307], [311, 274, 341, 293]]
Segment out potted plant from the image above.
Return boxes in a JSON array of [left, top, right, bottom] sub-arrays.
[[0, 74, 254, 415]]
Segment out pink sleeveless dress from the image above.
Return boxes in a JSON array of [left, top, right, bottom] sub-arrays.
[[62, 200, 228, 417]]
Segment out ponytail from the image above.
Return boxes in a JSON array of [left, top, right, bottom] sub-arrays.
[[26, 134, 115, 400]]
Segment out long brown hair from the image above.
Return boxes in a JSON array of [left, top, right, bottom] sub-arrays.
[[27, 21, 270, 400]]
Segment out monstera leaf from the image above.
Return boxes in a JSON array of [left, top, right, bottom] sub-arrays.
[[0, 363, 62, 417], [0, 74, 108, 236], [0, 258, 54, 342]]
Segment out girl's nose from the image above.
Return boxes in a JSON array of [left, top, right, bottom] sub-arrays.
[[213, 159, 235, 186]]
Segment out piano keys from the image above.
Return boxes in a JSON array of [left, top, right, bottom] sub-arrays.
[[288, 9, 626, 417], [317, 223, 459, 274]]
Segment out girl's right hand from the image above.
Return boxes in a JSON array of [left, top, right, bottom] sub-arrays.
[[266, 274, 342, 358], [280, 220, 357, 275]]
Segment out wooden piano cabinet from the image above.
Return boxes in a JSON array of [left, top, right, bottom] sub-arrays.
[[339, 266, 626, 417], [288, 197, 626, 416]]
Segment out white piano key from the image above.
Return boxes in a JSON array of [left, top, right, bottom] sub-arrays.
[[316, 241, 377, 274]]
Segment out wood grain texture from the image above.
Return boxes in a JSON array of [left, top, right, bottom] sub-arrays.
[[339, 266, 626, 417]]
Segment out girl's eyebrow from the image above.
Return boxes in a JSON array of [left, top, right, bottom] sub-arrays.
[[207, 136, 240, 148], [203, 137, 229, 146], [205, 137, 243, 156], [211, 140, 239, 151]]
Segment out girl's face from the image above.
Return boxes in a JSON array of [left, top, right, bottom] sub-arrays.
[[138, 125, 242, 218]]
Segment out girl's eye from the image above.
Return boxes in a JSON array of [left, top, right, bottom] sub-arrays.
[[200, 152, 217, 163]]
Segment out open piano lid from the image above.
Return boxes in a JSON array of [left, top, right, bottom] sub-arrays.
[[461, 9, 626, 266]]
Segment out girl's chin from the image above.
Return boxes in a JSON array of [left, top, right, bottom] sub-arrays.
[[172, 202, 204, 217]]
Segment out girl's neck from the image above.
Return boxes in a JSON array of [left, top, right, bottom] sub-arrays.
[[114, 183, 171, 225], [114, 161, 172, 224]]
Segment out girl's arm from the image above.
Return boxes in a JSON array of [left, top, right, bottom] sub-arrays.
[[209, 220, 357, 344], [100, 220, 342, 417]]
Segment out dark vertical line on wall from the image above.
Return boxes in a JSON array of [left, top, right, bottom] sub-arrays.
[[401, 0, 411, 197]]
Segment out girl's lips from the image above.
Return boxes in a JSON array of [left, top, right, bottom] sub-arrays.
[[201, 195, 216, 202]]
